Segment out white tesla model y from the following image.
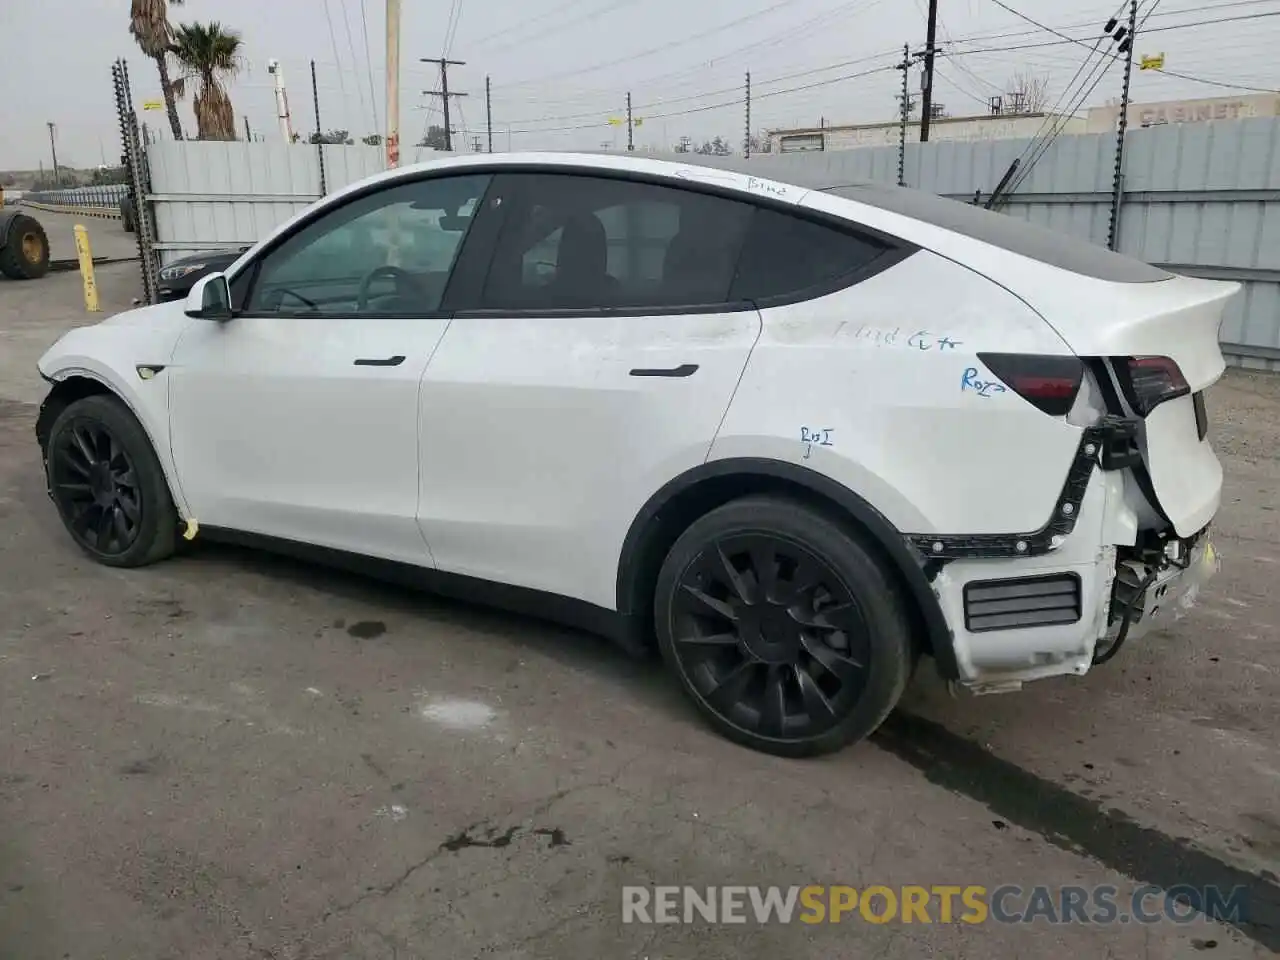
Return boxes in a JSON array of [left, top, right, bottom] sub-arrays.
[[36, 153, 1232, 756]]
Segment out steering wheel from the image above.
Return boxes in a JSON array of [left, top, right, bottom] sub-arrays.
[[356, 265, 424, 311]]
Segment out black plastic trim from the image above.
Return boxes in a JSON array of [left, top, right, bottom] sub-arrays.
[[905, 424, 1116, 560], [353, 355, 406, 367], [196, 526, 632, 648], [614, 457, 959, 679], [1193, 391, 1209, 441], [629, 364, 699, 378], [963, 572, 1082, 633]]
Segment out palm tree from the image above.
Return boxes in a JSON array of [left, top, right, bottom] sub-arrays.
[[129, 0, 185, 140], [171, 22, 244, 141]]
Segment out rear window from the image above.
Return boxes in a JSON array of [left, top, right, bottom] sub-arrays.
[[729, 208, 889, 302], [826, 181, 1172, 284]]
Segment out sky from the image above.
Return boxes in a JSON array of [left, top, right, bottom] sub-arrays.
[[3, 0, 1280, 169]]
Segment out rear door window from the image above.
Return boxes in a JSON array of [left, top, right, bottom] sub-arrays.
[[479, 173, 753, 311]]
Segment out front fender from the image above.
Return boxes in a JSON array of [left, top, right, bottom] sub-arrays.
[[39, 328, 190, 518]]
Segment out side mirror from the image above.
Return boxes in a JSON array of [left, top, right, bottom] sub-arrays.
[[184, 272, 233, 321]]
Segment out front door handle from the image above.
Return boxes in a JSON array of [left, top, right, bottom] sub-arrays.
[[354, 355, 406, 367], [629, 363, 699, 378]]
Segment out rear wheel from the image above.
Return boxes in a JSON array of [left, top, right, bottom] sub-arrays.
[[45, 395, 177, 567], [0, 213, 50, 279], [654, 496, 913, 757]]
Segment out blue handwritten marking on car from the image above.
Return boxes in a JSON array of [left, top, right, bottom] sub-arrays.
[[908, 330, 964, 351], [961, 366, 1008, 398], [800, 427, 834, 459]]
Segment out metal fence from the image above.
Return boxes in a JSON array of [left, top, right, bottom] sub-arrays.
[[144, 141, 451, 264], [22, 184, 129, 214], [137, 121, 1280, 369]]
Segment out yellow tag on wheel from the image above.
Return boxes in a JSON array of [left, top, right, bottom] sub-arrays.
[[182, 518, 199, 541]]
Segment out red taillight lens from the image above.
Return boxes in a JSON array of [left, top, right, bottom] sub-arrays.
[[1119, 356, 1189, 416], [977, 353, 1084, 416]]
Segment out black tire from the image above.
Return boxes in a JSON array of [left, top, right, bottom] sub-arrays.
[[44, 395, 178, 568], [0, 213, 50, 280], [654, 495, 913, 758]]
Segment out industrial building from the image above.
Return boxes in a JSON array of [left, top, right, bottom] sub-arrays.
[[770, 93, 1280, 154]]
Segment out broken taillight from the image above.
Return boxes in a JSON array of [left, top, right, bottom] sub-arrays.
[[1118, 356, 1190, 416], [977, 353, 1084, 416]]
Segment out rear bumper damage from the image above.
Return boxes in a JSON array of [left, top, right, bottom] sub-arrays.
[[917, 420, 1220, 690]]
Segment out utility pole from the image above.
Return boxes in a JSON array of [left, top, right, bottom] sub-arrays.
[[744, 71, 751, 158], [897, 45, 910, 187], [1107, 0, 1138, 251], [268, 60, 294, 142], [46, 122, 60, 188], [386, 0, 401, 167], [485, 75, 493, 153], [919, 0, 939, 142], [422, 56, 467, 151], [243, 116, 251, 141], [626, 91, 634, 152]]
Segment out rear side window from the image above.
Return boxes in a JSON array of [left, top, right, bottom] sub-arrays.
[[729, 208, 891, 302]]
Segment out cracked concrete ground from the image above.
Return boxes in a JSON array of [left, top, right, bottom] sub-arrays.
[[0, 262, 1277, 958]]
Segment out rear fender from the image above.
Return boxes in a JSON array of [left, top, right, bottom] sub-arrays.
[[615, 456, 960, 679]]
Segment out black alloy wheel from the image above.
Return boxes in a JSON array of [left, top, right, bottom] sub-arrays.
[[671, 533, 870, 740], [45, 395, 177, 568], [655, 496, 913, 757], [50, 419, 143, 557]]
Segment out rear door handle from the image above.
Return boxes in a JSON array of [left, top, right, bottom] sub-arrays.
[[629, 363, 699, 378], [353, 355, 406, 367]]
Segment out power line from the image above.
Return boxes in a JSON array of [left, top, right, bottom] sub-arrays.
[[494, 48, 900, 125], [934, 67, 996, 107], [939, 0, 1280, 50], [320, 0, 350, 120], [443, 0, 466, 58], [997, 0, 1129, 199], [470, 0, 605, 50], [478, 0, 635, 57], [498, 0, 833, 89], [501, 62, 896, 135], [481, 0, 890, 108], [1151, 67, 1280, 93], [949, 8, 1280, 55], [358, 0, 380, 130], [337, 0, 370, 130]]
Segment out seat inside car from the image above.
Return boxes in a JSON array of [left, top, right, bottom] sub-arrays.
[[545, 212, 619, 303]]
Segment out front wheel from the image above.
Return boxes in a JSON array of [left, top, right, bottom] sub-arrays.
[[654, 496, 914, 758], [45, 395, 178, 567]]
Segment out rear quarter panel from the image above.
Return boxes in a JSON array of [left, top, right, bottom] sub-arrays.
[[710, 248, 1084, 535]]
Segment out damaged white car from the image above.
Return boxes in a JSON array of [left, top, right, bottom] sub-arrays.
[[36, 153, 1232, 756]]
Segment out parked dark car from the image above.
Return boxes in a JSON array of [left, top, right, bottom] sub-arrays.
[[157, 247, 251, 301]]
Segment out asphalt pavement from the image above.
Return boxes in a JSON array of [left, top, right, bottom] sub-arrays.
[[0, 266, 1276, 959]]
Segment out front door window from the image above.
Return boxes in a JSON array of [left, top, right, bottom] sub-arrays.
[[244, 174, 491, 316]]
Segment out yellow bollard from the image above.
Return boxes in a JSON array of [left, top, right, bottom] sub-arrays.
[[73, 224, 101, 313]]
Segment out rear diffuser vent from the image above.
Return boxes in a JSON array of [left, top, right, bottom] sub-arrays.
[[963, 573, 1082, 633]]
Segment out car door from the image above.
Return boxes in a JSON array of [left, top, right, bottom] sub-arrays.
[[168, 172, 492, 563], [417, 171, 762, 609]]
